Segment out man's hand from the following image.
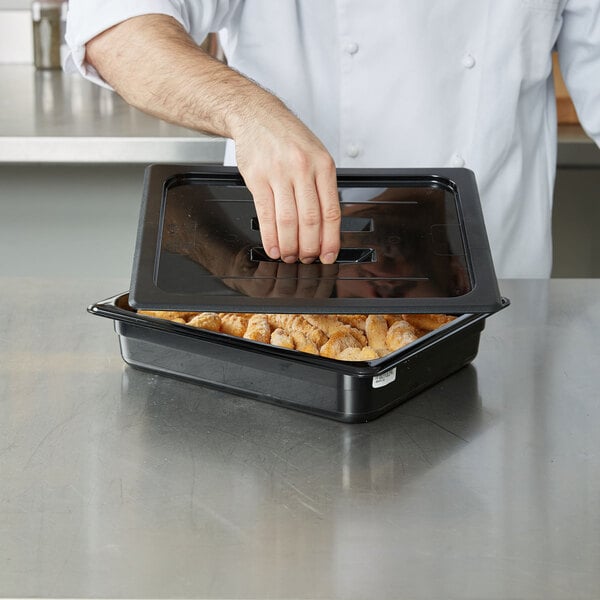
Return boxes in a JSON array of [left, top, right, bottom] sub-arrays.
[[85, 14, 341, 264], [235, 110, 340, 265]]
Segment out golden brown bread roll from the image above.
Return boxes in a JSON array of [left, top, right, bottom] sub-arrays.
[[290, 330, 319, 355], [304, 314, 346, 337], [220, 313, 249, 337], [243, 314, 271, 343], [139, 310, 198, 322], [337, 346, 380, 361], [134, 307, 455, 361], [187, 312, 221, 332], [401, 313, 456, 331], [337, 314, 367, 331], [365, 315, 389, 353], [319, 330, 361, 359], [270, 328, 295, 349], [267, 314, 329, 347], [386, 320, 419, 351]]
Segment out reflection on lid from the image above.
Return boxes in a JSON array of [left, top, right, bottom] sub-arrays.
[[156, 181, 471, 300]]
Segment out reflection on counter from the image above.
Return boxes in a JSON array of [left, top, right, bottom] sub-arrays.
[[115, 363, 489, 592], [120, 363, 486, 492], [31, 67, 181, 136], [2, 64, 220, 137], [0, 64, 226, 162]]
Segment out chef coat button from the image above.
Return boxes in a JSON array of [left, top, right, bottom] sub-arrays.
[[344, 41, 359, 55], [346, 144, 360, 158], [450, 154, 465, 167], [462, 53, 476, 69]]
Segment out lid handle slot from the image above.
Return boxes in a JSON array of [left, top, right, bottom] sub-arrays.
[[250, 247, 376, 264]]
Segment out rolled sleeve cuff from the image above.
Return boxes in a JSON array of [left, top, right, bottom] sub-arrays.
[[64, 0, 188, 88]]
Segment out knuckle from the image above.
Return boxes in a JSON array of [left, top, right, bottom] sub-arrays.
[[289, 147, 311, 172], [277, 210, 297, 228], [241, 166, 263, 186], [317, 152, 336, 173], [253, 196, 272, 213], [300, 208, 321, 228], [258, 215, 276, 230], [300, 239, 320, 252], [322, 204, 342, 223]]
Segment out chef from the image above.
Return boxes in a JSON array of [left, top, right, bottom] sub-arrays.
[[65, 1, 600, 278]]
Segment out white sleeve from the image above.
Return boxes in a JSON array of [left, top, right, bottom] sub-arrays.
[[556, 0, 600, 146], [64, 0, 236, 88]]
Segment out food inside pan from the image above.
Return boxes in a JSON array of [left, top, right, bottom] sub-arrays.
[[137, 309, 456, 361]]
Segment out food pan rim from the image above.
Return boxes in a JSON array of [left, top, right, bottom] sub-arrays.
[[89, 292, 508, 375]]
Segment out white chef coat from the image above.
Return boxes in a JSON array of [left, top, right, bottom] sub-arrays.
[[65, 0, 600, 278]]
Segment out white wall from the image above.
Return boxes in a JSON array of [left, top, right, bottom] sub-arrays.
[[0, 7, 33, 63], [0, 165, 144, 278]]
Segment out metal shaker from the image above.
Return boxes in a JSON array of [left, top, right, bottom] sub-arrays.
[[32, 0, 67, 69]]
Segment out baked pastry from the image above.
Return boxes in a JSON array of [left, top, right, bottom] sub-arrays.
[[137, 307, 455, 361]]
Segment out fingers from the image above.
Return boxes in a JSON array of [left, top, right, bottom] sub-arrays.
[[293, 179, 322, 264], [234, 108, 340, 263], [273, 182, 299, 263], [248, 181, 280, 260], [249, 165, 340, 265], [315, 158, 341, 265], [250, 179, 315, 264], [294, 153, 340, 265], [273, 166, 341, 265]]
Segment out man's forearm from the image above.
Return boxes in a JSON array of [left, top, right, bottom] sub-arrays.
[[86, 14, 281, 139], [86, 13, 341, 266]]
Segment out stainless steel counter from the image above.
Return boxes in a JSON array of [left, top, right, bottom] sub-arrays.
[[1, 278, 599, 599], [1, 65, 599, 166], [0, 65, 225, 163]]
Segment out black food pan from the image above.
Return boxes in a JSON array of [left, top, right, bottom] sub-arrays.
[[89, 294, 509, 423]]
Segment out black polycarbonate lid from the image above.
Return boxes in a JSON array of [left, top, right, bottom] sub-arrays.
[[129, 165, 502, 314]]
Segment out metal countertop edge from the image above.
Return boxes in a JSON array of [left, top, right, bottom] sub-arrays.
[[0, 136, 227, 164], [0, 133, 597, 166]]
